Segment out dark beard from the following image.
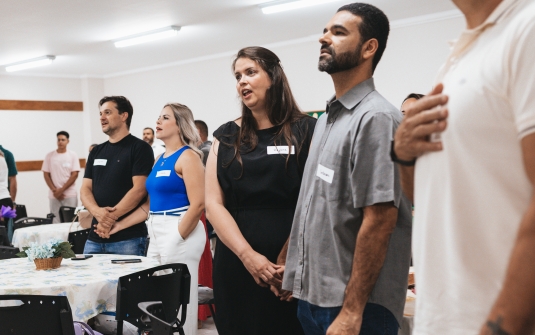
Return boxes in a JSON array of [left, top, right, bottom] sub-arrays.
[[318, 42, 363, 74]]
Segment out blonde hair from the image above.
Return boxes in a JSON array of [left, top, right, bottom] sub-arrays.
[[163, 103, 203, 160]]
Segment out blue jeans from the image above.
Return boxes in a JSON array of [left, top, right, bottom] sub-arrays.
[[297, 300, 398, 335], [83, 237, 147, 256]]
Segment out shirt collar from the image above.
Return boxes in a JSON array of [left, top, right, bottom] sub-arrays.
[[326, 78, 375, 112]]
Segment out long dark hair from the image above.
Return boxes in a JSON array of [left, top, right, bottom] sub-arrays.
[[224, 46, 308, 175]]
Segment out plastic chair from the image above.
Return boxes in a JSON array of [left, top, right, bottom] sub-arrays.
[[59, 206, 77, 223], [0, 245, 20, 259], [138, 301, 176, 335], [116, 263, 190, 335], [0, 295, 75, 335], [68, 228, 90, 254], [198, 285, 216, 326], [13, 217, 52, 232], [13, 203, 27, 221], [0, 226, 11, 246]]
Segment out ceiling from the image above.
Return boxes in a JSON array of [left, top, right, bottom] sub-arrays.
[[0, 0, 458, 77]]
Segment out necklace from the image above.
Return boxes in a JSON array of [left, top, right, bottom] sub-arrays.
[[159, 146, 185, 166]]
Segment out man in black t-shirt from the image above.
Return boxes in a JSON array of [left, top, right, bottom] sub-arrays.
[[80, 96, 154, 256]]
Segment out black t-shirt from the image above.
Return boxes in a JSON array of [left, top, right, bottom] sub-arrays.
[[84, 134, 154, 242]]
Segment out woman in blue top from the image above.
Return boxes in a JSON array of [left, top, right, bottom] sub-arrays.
[[97, 103, 206, 335]]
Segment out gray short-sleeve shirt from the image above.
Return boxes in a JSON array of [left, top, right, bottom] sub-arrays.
[[282, 78, 412, 325]]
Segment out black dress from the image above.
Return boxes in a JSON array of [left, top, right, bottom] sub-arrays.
[[213, 117, 316, 335]]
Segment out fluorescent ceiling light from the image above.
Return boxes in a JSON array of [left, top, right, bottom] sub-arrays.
[[260, 0, 339, 14], [114, 26, 181, 48], [5, 55, 56, 72]]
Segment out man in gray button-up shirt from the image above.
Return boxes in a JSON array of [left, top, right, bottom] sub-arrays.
[[282, 3, 411, 334]]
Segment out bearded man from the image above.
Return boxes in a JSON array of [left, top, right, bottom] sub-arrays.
[[282, 3, 412, 335]]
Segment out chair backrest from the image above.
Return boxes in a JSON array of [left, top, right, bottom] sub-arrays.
[[0, 295, 75, 335], [68, 228, 90, 254], [0, 226, 11, 246], [137, 302, 176, 335], [0, 245, 20, 260], [14, 203, 27, 221], [59, 206, 77, 223], [13, 217, 52, 231], [116, 263, 190, 334]]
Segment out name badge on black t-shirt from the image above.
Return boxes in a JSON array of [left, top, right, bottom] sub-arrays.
[[94, 159, 107, 166]]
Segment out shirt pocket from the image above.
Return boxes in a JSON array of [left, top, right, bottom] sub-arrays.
[[317, 149, 351, 202]]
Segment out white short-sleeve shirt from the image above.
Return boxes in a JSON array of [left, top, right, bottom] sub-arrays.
[[41, 150, 81, 199], [413, 0, 535, 333]]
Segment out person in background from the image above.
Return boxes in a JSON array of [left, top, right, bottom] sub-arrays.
[[283, 3, 412, 334], [0, 151, 13, 225], [0, 145, 17, 202], [89, 143, 98, 152], [194, 120, 212, 166], [400, 93, 424, 115], [143, 127, 165, 158], [81, 96, 153, 256], [393, 0, 535, 333], [42, 131, 80, 223], [206, 46, 316, 335], [98, 103, 206, 335]]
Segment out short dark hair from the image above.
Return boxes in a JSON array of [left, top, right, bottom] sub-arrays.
[[143, 127, 154, 135], [337, 3, 390, 72], [98, 96, 134, 129], [57, 131, 69, 139], [194, 120, 208, 137], [402, 93, 425, 105]]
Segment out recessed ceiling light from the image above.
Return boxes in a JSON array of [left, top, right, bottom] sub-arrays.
[[5, 55, 56, 72], [114, 26, 181, 48], [259, 0, 340, 14]]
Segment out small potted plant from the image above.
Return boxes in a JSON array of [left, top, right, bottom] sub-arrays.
[[17, 238, 75, 270]]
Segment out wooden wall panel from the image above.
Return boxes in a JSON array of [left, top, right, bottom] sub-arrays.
[[16, 159, 86, 172], [0, 100, 83, 111]]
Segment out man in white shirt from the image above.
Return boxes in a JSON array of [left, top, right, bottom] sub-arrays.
[[142, 127, 165, 158], [42, 131, 80, 223], [392, 0, 535, 334]]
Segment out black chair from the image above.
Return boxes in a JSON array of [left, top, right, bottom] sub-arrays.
[[138, 301, 175, 335], [13, 217, 52, 232], [68, 228, 90, 254], [13, 203, 27, 221], [59, 206, 77, 223], [198, 285, 217, 326], [0, 295, 75, 335], [0, 226, 11, 246], [116, 263, 190, 335], [0, 245, 19, 259]]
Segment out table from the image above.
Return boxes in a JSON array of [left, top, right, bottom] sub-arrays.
[[12, 222, 84, 249], [0, 254, 159, 321]]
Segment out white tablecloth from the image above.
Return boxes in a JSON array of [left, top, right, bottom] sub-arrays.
[[0, 254, 159, 321], [12, 222, 84, 248]]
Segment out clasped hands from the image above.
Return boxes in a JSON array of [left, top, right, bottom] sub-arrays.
[[394, 84, 449, 162], [93, 206, 119, 239], [241, 250, 293, 301]]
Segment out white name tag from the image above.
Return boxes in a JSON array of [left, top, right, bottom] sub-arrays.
[[267, 146, 295, 155], [316, 164, 334, 184], [62, 162, 71, 168], [94, 159, 107, 166], [156, 170, 171, 177]]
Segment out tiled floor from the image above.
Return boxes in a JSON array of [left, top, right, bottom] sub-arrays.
[[197, 317, 218, 335]]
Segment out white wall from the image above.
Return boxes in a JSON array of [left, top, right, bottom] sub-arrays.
[[0, 15, 465, 217], [0, 76, 88, 217]]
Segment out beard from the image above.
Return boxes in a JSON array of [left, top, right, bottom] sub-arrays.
[[318, 42, 363, 74]]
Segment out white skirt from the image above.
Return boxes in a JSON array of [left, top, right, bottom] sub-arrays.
[[146, 213, 206, 335]]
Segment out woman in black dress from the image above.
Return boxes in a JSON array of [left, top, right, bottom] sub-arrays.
[[205, 46, 316, 335]]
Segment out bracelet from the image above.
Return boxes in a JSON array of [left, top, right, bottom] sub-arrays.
[[390, 141, 416, 166]]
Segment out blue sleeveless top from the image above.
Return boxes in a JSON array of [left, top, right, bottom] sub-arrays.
[[146, 146, 190, 212]]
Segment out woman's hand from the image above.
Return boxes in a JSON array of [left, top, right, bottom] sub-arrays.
[[241, 250, 282, 287]]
